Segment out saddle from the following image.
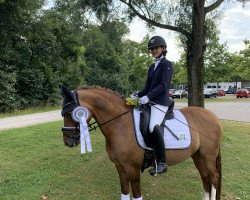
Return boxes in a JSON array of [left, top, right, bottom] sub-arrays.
[[139, 100, 175, 172], [139, 100, 175, 145]]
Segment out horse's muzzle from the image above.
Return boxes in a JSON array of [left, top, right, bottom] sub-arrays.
[[64, 139, 79, 147], [61, 127, 80, 147]]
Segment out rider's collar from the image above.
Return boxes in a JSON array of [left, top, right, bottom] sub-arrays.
[[154, 55, 164, 63]]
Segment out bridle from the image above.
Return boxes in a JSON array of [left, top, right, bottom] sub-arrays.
[[61, 91, 81, 139], [61, 90, 133, 139]]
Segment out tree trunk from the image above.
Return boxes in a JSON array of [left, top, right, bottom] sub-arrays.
[[187, 0, 206, 107]]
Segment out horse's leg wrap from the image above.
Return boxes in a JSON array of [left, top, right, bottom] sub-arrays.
[[121, 193, 130, 200], [132, 196, 142, 200], [202, 191, 209, 200], [211, 185, 216, 200]]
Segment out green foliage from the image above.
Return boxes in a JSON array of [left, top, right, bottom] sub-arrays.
[[83, 22, 131, 94], [174, 22, 250, 85], [172, 53, 187, 86], [100, 20, 129, 53], [1, 0, 249, 113], [17, 68, 45, 107], [124, 36, 153, 92], [0, 0, 87, 111], [79, 0, 112, 20], [216, 40, 250, 83], [204, 23, 231, 83], [0, 64, 17, 112], [0, 0, 45, 111], [239, 40, 250, 80], [0, 0, 154, 112], [227, 52, 250, 82]]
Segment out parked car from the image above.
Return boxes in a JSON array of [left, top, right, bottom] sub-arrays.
[[168, 89, 176, 98], [204, 89, 217, 98], [216, 90, 226, 96], [236, 88, 250, 98], [172, 90, 188, 99], [226, 87, 237, 94]]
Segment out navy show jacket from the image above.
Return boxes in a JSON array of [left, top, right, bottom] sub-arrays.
[[137, 57, 173, 106]]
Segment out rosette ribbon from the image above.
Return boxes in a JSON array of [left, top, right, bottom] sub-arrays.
[[72, 106, 92, 154], [79, 116, 92, 154]]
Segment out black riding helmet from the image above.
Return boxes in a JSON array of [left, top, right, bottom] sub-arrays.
[[147, 36, 167, 49]]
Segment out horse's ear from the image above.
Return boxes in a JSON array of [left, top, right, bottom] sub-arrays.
[[61, 85, 69, 95], [61, 85, 75, 102]]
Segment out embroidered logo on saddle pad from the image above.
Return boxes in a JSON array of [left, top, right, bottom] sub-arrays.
[[133, 109, 191, 150]]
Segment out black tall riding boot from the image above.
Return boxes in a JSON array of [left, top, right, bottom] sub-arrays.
[[148, 125, 167, 176]]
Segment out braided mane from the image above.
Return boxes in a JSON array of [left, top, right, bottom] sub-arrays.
[[77, 85, 126, 100]]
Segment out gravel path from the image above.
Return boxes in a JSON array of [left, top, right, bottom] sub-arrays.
[[175, 101, 250, 123], [0, 101, 249, 131], [0, 110, 62, 131]]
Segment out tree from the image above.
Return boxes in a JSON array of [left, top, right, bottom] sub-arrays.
[[172, 53, 188, 89], [240, 40, 250, 80], [204, 22, 231, 83], [0, 0, 45, 110], [0, 64, 17, 112], [0, 0, 88, 111], [226, 41, 250, 84], [41, 1, 87, 91], [83, 22, 130, 94], [80, 0, 248, 107], [170, 21, 231, 89], [123, 35, 153, 93]]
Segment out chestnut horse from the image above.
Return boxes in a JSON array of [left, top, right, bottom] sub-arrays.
[[61, 85, 222, 200]]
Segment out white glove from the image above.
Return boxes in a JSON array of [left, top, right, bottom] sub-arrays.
[[139, 95, 149, 104]]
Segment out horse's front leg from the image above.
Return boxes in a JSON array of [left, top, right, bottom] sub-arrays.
[[116, 164, 130, 200], [116, 164, 142, 200], [127, 166, 142, 200], [106, 141, 130, 199]]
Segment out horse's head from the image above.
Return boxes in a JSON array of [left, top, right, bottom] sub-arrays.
[[61, 85, 129, 148], [60, 85, 81, 147]]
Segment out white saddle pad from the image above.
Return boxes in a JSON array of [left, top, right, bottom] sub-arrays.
[[133, 109, 191, 150]]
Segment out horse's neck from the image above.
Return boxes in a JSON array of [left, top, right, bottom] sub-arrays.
[[80, 90, 137, 152], [86, 90, 126, 123]]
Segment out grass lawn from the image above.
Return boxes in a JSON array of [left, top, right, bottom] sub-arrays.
[[0, 121, 249, 200]]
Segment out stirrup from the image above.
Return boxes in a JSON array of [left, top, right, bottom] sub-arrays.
[[148, 161, 167, 176]]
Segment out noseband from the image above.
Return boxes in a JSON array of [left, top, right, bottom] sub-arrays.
[[61, 125, 80, 140]]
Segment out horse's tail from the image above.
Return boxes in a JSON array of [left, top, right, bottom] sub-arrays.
[[216, 148, 222, 200]]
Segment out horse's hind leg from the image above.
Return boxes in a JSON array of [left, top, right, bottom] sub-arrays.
[[192, 152, 211, 199], [192, 150, 220, 200]]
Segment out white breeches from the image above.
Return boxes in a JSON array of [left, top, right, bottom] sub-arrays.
[[149, 104, 168, 133]]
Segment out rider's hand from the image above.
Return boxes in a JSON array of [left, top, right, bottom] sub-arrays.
[[139, 96, 149, 104]]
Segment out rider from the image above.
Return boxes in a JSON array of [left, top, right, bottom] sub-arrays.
[[137, 35, 173, 175]]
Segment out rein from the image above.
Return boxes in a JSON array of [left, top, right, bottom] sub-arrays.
[[88, 108, 133, 132]]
